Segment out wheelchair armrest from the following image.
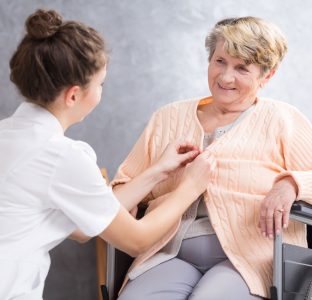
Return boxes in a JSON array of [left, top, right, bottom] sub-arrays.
[[291, 200, 312, 218], [290, 200, 312, 226]]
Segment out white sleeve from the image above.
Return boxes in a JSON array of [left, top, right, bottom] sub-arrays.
[[48, 141, 120, 237]]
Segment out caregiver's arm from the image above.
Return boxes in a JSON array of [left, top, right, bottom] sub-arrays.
[[113, 140, 200, 211], [68, 229, 91, 243], [100, 150, 216, 257]]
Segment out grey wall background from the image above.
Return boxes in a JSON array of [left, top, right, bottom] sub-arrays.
[[0, 0, 311, 299]]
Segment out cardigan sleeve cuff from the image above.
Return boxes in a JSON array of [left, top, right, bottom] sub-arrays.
[[275, 171, 312, 202], [110, 177, 131, 188]]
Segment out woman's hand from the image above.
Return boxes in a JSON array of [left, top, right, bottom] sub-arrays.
[[258, 176, 298, 239], [154, 140, 200, 180], [179, 150, 217, 195]]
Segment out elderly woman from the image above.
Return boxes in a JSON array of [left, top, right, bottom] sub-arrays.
[[112, 17, 312, 300]]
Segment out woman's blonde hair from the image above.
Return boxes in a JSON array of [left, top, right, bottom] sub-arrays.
[[205, 17, 288, 74]]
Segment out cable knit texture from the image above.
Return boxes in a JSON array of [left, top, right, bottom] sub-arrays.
[[111, 96, 312, 298]]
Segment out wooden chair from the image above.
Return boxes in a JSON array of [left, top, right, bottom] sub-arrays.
[[96, 237, 108, 300], [96, 168, 110, 300]]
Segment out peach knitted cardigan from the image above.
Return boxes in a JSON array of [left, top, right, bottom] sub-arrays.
[[111, 96, 312, 298]]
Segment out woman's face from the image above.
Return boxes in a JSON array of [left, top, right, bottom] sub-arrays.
[[79, 66, 107, 119], [208, 39, 271, 109]]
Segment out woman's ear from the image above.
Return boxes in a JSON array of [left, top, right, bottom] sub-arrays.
[[64, 85, 81, 107], [260, 69, 276, 88]]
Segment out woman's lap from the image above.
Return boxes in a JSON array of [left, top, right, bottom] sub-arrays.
[[118, 258, 264, 300], [117, 235, 265, 300]]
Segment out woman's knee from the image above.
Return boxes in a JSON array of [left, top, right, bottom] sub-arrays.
[[118, 258, 202, 300], [189, 260, 264, 300]]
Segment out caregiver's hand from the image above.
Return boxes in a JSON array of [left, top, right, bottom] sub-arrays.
[[179, 150, 217, 195], [258, 176, 298, 239], [112, 140, 201, 211], [155, 140, 200, 179]]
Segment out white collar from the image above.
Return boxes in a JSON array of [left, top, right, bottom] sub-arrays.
[[13, 102, 64, 135]]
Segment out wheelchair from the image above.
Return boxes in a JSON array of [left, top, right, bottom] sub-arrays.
[[95, 168, 312, 300], [271, 201, 312, 300]]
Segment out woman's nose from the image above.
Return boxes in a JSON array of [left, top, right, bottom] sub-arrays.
[[220, 67, 235, 83]]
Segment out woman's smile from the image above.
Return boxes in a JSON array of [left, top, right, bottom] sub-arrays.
[[217, 83, 236, 90]]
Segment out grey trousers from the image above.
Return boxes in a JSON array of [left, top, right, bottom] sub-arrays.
[[117, 235, 266, 300]]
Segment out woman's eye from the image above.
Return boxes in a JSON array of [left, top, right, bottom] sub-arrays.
[[216, 59, 224, 64], [238, 66, 248, 72]]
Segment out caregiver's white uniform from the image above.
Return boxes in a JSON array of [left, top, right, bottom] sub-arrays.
[[0, 102, 120, 299]]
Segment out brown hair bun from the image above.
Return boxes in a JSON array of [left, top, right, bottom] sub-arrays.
[[26, 9, 62, 39], [10, 8, 106, 105]]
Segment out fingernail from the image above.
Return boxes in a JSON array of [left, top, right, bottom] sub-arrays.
[[276, 229, 280, 235], [283, 224, 287, 229], [262, 232, 266, 237], [269, 234, 273, 239]]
